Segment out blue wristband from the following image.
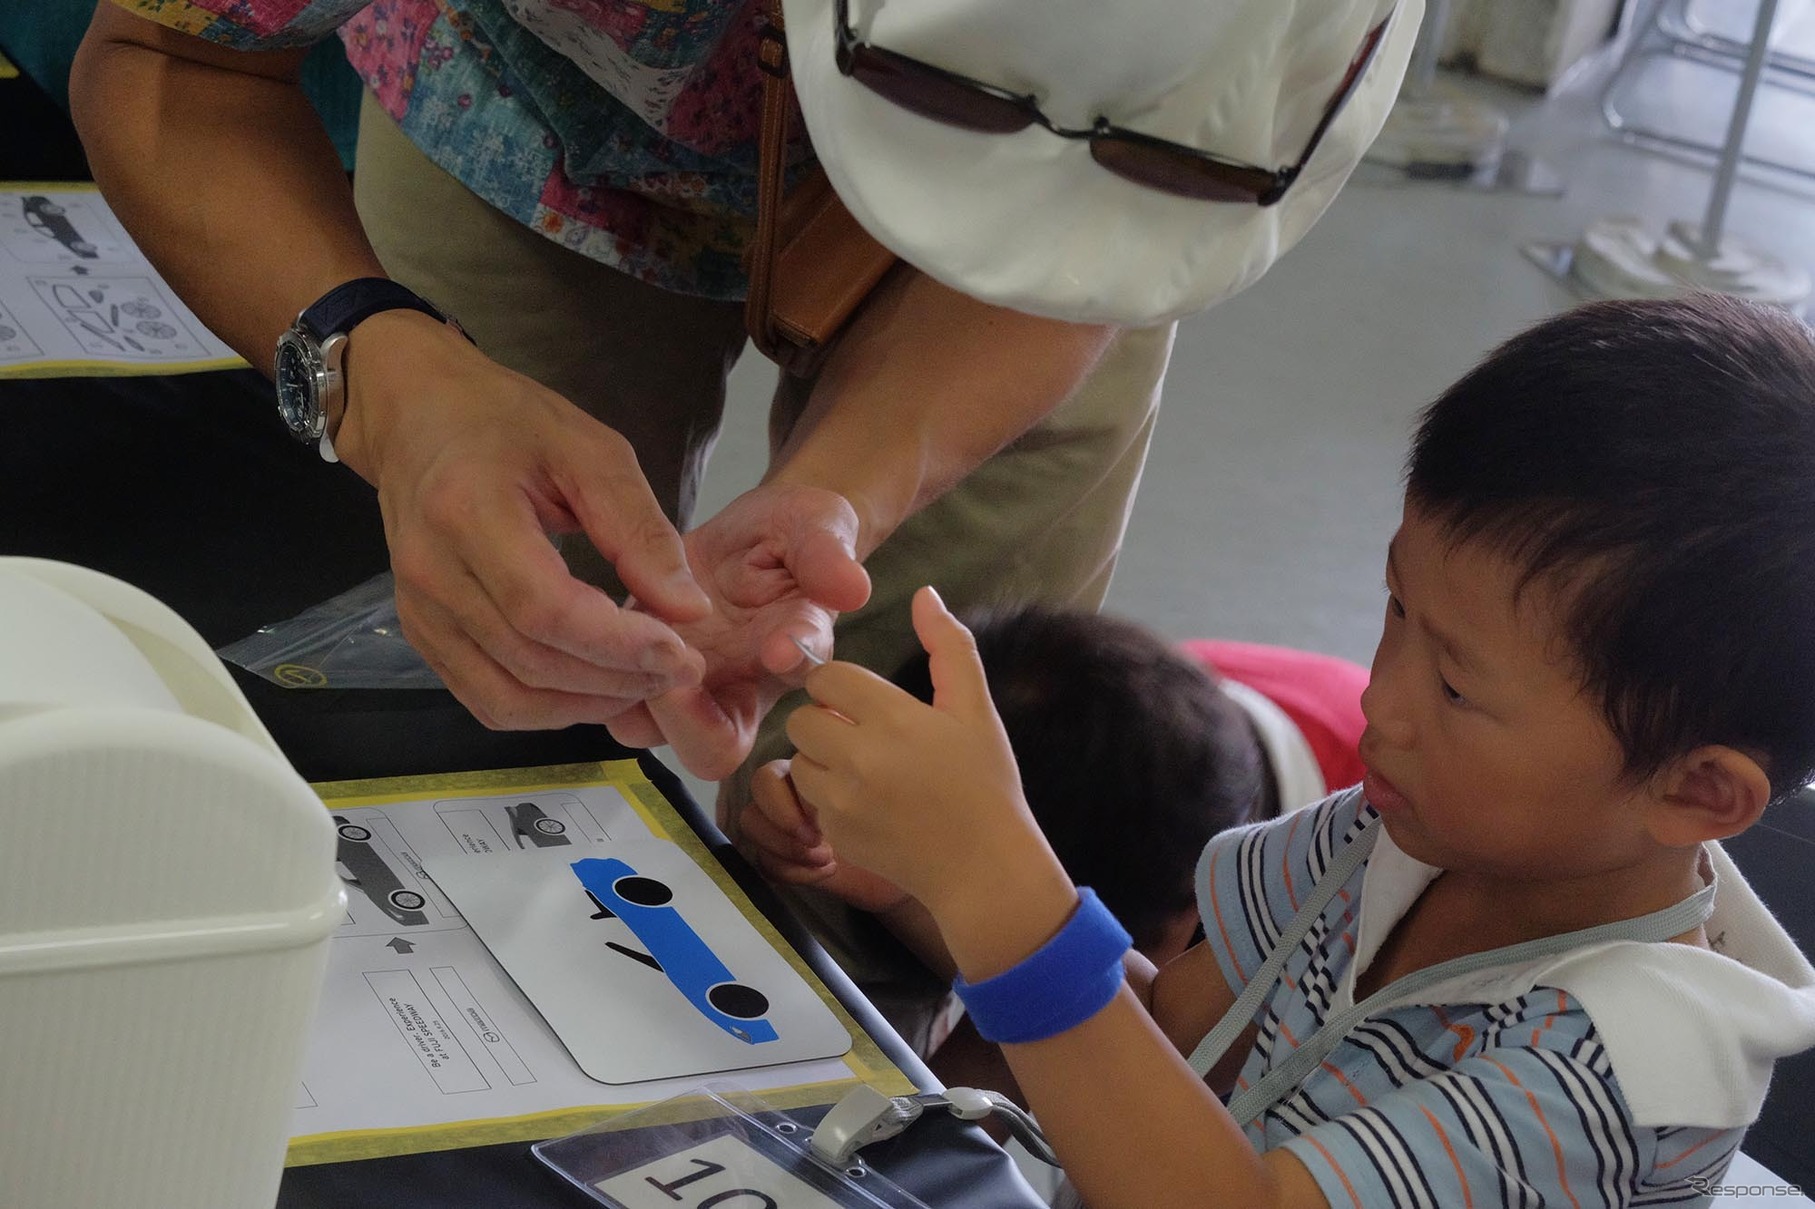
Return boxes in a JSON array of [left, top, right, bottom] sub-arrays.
[[951, 888, 1132, 1045]]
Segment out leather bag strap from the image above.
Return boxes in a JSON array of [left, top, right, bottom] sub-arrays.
[[746, 0, 792, 361]]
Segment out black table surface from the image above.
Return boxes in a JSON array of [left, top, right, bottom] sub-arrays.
[[0, 367, 1045, 1207]]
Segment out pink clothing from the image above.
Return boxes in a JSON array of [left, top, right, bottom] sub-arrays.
[[1180, 638, 1369, 794]]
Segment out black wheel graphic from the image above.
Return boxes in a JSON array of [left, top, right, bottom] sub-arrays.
[[707, 982, 770, 1020], [389, 889, 427, 911], [337, 823, 372, 842], [534, 817, 566, 835], [612, 875, 672, 907]]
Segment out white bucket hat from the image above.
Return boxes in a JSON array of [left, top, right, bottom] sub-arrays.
[[783, 0, 1423, 325]]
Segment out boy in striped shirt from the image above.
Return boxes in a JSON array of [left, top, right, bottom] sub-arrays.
[[784, 294, 1815, 1207]]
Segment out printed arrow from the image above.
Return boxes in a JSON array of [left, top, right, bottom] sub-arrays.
[[386, 937, 416, 954], [605, 940, 663, 973]]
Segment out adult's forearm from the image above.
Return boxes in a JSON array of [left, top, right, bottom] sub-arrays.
[[765, 267, 1117, 559], [69, 3, 384, 367]]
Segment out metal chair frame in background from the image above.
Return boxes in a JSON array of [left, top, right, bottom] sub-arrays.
[[1601, 0, 1815, 181]]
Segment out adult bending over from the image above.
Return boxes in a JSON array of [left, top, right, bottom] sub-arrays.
[[69, 0, 1419, 790]]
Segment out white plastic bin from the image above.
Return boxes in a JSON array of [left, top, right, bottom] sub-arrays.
[[0, 558, 344, 1209]]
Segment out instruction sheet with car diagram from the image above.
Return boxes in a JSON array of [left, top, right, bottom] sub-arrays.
[[292, 760, 912, 1166], [0, 183, 244, 376]]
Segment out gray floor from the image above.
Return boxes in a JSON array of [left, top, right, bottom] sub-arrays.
[[672, 27, 1815, 792]]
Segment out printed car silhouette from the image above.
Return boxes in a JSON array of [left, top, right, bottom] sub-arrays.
[[507, 801, 571, 847], [334, 816, 430, 926], [571, 857, 778, 1045], [23, 196, 98, 258]]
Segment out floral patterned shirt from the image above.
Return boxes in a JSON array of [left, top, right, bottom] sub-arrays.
[[117, 0, 780, 298]]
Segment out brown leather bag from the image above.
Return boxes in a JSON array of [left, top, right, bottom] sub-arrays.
[[745, 0, 899, 377]]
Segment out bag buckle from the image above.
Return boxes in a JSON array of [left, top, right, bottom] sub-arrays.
[[808, 1085, 1060, 1167], [758, 23, 790, 78]]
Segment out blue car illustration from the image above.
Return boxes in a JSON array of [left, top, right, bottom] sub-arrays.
[[571, 857, 778, 1046]]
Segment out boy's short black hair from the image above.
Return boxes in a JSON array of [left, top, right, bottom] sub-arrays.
[[891, 606, 1262, 952], [1408, 294, 1815, 799]]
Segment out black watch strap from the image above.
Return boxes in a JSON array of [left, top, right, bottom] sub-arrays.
[[297, 276, 448, 341]]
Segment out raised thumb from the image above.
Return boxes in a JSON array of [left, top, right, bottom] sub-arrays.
[[910, 586, 992, 720]]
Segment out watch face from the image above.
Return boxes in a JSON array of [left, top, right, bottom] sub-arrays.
[[274, 329, 325, 441]]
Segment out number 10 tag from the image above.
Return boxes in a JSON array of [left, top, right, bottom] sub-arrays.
[[533, 1087, 930, 1209], [597, 1134, 852, 1209]]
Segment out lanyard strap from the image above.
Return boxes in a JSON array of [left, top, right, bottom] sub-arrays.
[[1186, 814, 1382, 1078], [1189, 812, 1718, 1128]]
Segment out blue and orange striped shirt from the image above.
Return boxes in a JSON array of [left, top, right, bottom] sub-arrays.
[[1199, 790, 1744, 1208]]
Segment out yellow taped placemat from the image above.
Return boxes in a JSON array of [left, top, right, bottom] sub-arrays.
[[287, 760, 912, 1166], [0, 182, 248, 376]]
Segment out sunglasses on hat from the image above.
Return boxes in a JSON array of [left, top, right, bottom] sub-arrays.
[[833, 0, 1391, 206]]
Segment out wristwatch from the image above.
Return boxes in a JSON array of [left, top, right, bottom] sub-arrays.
[[273, 277, 465, 463]]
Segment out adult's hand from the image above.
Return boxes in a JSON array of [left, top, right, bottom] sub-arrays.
[[72, 10, 710, 729], [607, 482, 872, 779], [338, 311, 712, 729]]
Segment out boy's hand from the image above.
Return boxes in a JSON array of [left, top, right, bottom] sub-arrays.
[[786, 586, 1060, 920], [739, 759, 910, 914]]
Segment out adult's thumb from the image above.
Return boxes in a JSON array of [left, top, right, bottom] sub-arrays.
[[792, 522, 871, 614]]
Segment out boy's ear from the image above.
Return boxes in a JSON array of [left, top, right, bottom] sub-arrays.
[[1646, 745, 1771, 846]]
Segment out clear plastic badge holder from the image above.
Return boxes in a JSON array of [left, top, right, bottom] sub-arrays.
[[534, 1085, 932, 1209], [217, 572, 445, 690]]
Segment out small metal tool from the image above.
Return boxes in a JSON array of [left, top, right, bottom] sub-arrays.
[[790, 635, 826, 668]]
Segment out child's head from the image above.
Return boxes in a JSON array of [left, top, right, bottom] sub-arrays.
[[890, 606, 1261, 959], [1365, 295, 1815, 876]]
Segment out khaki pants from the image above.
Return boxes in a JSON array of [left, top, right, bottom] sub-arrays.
[[354, 96, 1176, 1050]]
